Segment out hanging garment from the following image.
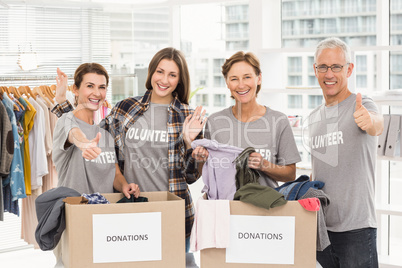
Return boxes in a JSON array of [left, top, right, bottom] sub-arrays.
[[43, 99, 58, 189], [191, 139, 243, 200], [17, 97, 28, 175], [0, 179, 3, 221], [3, 184, 19, 216], [11, 96, 25, 148], [275, 175, 325, 200], [36, 97, 52, 155], [35, 187, 81, 251], [190, 197, 230, 251], [0, 101, 14, 179], [2, 94, 26, 200], [0, 101, 14, 220], [28, 97, 48, 191], [11, 95, 25, 122], [22, 99, 36, 195], [21, 99, 57, 249]]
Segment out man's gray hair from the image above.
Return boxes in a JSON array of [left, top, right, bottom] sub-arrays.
[[314, 37, 352, 64]]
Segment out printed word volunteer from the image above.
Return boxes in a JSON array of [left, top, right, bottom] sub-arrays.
[[127, 127, 168, 143], [310, 131, 344, 149], [84, 151, 116, 164]]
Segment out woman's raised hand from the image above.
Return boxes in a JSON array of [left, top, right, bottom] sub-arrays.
[[55, 68, 68, 104], [183, 106, 207, 149]]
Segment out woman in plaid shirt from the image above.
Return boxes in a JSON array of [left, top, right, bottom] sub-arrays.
[[52, 48, 206, 262]]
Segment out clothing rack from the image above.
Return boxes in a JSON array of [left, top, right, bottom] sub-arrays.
[[0, 76, 73, 82], [0, 74, 136, 81]]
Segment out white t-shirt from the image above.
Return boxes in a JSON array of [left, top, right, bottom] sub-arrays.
[[28, 97, 48, 190]]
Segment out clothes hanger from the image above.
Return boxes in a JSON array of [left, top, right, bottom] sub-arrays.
[[16, 86, 31, 111], [35, 86, 53, 107], [13, 103, 20, 111], [4, 86, 11, 94], [10, 86, 22, 98], [49, 84, 56, 98], [2, 87, 19, 111], [25, 86, 36, 100], [40, 85, 54, 104], [18, 85, 27, 96], [18, 86, 32, 111], [30, 86, 39, 98], [9, 86, 25, 111], [0, 87, 5, 100], [6, 87, 20, 112], [44, 85, 55, 104]]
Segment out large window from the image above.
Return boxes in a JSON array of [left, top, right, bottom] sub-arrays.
[[0, 5, 110, 88], [280, 1, 401, 266], [214, 94, 226, 107], [308, 95, 322, 109], [288, 95, 302, 109], [195, 94, 209, 106]]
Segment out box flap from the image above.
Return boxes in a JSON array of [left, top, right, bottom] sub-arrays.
[[63, 196, 88, 205]]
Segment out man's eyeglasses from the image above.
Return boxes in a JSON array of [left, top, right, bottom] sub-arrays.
[[315, 63, 349, 73]]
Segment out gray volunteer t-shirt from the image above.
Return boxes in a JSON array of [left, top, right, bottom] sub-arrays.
[[205, 106, 301, 188], [123, 102, 169, 191], [308, 93, 378, 232], [52, 112, 116, 194]]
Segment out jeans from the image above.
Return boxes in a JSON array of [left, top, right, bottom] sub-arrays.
[[317, 228, 378, 268]]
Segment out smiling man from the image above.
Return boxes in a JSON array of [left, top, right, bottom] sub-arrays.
[[308, 37, 383, 268]]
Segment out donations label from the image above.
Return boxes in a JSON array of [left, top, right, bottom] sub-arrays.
[[92, 212, 162, 263], [226, 215, 295, 264]]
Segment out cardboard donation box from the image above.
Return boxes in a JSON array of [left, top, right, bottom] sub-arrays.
[[201, 201, 317, 268], [62, 191, 185, 268]]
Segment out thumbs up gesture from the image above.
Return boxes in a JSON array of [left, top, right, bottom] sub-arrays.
[[69, 127, 102, 160], [81, 132, 102, 160], [353, 93, 373, 131]]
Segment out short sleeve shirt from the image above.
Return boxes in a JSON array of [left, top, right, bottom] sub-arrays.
[[205, 106, 301, 188], [52, 112, 116, 194], [124, 102, 169, 191]]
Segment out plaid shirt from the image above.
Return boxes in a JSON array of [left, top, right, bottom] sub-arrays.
[[51, 89, 201, 238]]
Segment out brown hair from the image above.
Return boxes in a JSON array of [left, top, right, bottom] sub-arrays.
[[222, 51, 262, 95], [145, 47, 190, 105], [73, 63, 109, 106], [74, 63, 109, 89]]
